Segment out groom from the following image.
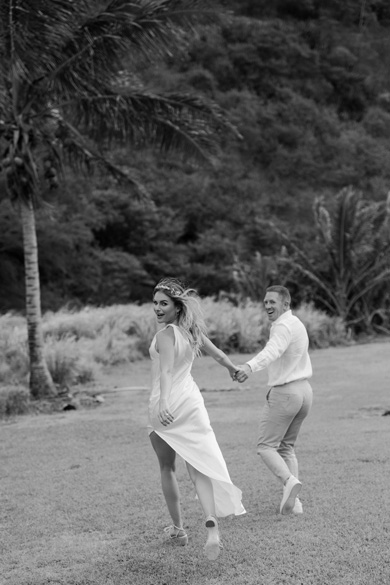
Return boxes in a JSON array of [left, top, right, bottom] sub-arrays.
[[235, 285, 313, 515]]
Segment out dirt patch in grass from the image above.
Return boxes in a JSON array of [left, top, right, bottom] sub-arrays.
[[1, 340, 390, 585]]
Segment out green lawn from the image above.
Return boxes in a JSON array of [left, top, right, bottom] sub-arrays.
[[1, 341, 390, 585]]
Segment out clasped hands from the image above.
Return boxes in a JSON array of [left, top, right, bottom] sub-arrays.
[[231, 364, 251, 383]]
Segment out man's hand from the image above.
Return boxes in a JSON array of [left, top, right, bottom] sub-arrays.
[[234, 364, 251, 383]]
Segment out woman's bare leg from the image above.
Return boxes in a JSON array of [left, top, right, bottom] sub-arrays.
[[186, 462, 221, 560], [186, 462, 216, 517], [150, 432, 182, 528]]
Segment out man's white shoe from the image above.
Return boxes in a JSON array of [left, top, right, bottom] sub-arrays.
[[292, 497, 303, 515], [280, 476, 302, 515]]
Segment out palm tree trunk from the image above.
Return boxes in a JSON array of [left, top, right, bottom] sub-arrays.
[[20, 198, 56, 398]]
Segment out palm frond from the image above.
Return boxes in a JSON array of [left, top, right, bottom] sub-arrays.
[[350, 255, 390, 291], [83, 0, 217, 60], [313, 199, 332, 246], [1, 1, 232, 200], [278, 258, 339, 315], [316, 188, 384, 285], [269, 221, 315, 272], [331, 187, 357, 277], [346, 269, 390, 315], [0, 82, 11, 119], [56, 119, 149, 198], [38, 0, 218, 96], [60, 89, 237, 162], [0, 0, 90, 82]]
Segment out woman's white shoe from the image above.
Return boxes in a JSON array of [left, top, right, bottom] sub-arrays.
[[204, 515, 223, 560], [292, 498, 303, 514], [164, 525, 188, 546]]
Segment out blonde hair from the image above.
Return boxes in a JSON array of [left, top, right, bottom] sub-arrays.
[[153, 278, 207, 356]]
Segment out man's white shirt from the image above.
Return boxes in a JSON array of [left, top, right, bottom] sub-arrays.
[[246, 310, 312, 386]]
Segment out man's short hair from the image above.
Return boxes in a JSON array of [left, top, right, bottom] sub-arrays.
[[265, 285, 291, 305]]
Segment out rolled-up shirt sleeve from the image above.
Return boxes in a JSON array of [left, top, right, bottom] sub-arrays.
[[246, 324, 291, 373]]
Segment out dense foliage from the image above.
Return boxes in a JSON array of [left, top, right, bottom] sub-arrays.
[[1, 0, 390, 332]]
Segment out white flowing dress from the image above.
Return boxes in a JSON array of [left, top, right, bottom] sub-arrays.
[[148, 323, 245, 518]]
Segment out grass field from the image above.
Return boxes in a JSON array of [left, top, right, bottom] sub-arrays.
[[1, 341, 390, 585]]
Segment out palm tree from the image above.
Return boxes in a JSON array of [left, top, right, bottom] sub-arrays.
[[272, 187, 390, 330], [232, 252, 277, 302], [0, 0, 236, 398]]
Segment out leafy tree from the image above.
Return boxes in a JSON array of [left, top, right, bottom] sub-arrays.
[[0, 0, 233, 398], [272, 187, 390, 331]]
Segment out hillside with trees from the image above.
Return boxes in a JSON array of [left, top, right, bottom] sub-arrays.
[[1, 0, 390, 332]]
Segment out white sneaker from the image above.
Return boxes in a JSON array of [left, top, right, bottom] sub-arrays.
[[280, 475, 302, 515], [292, 497, 303, 515]]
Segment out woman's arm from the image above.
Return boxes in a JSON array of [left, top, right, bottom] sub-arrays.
[[156, 327, 175, 426], [201, 336, 239, 379]]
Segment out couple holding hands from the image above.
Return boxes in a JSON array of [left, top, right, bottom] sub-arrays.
[[147, 279, 313, 561]]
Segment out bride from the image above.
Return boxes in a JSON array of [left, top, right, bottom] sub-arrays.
[[147, 278, 245, 560]]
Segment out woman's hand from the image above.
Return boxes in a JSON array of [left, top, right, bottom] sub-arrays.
[[158, 399, 174, 426]]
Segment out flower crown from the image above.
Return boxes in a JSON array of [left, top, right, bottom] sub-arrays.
[[154, 283, 183, 297]]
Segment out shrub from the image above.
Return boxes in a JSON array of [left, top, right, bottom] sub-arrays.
[[295, 303, 348, 348], [0, 385, 30, 418], [90, 324, 144, 365], [126, 313, 157, 358], [202, 298, 269, 353], [42, 304, 156, 363], [0, 299, 351, 391], [43, 307, 106, 340], [233, 302, 271, 352], [203, 297, 348, 352], [44, 337, 98, 387]]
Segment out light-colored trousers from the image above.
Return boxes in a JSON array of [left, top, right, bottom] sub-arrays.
[[257, 379, 313, 484]]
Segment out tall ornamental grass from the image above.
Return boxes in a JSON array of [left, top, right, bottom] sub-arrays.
[[0, 299, 348, 392], [0, 385, 30, 418], [203, 299, 348, 351], [0, 313, 29, 385], [202, 298, 270, 352], [43, 337, 98, 387], [294, 302, 348, 348]]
